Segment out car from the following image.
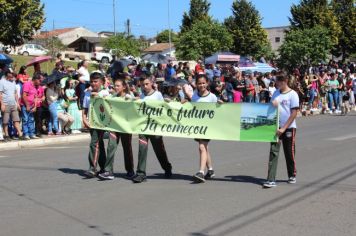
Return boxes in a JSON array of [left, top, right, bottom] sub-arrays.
[[18, 44, 48, 56], [91, 49, 115, 64]]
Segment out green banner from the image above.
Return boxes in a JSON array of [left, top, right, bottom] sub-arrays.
[[89, 97, 278, 142]]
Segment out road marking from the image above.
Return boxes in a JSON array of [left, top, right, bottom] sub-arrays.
[[27, 146, 87, 150], [328, 134, 356, 141], [0, 156, 8, 158]]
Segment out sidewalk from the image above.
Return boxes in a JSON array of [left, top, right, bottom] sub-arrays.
[[0, 133, 90, 151]]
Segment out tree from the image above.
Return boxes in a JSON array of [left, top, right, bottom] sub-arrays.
[[175, 20, 233, 60], [0, 0, 45, 47], [289, 0, 341, 46], [103, 33, 141, 57], [331, 0, 356, 61], [278, 26, 333, 71], [156, 30, 178, 43], [181, 0, 211, 33], [224, 0, 271, 59]]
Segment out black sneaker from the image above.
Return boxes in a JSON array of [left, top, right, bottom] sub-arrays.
[[98, 171, 114, 180], [83, 170, 97, 178], [125, 171, 135, 179], [4, 136, 11, 142], [132, 174, 147, 183], [193, 172, 205, 183], [205, 170, 215, 180], [165, 166, 173, 179]]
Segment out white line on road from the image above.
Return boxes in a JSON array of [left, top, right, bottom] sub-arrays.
[[328, 134, 356, 141], [27, 146, 87, 150]]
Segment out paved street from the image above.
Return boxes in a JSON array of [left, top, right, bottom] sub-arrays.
[[0, 114, 355, 236]]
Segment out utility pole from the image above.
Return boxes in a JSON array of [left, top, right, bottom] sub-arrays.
[[168, 0, 172, 56], [113, 0, 116, 36], [126, 19, 131, 36], [52, 20, 55, 57]]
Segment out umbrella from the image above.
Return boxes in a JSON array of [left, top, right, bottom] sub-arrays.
[[0, 53, 13, 64], [143, 53, 173, 64], [205, 52, 240, 64], [41, 73, 63, 85], [26, 56, 52, 67], [163, 78, 187, 87], [238, 56, 255, 67], [239, 62, 276, 73], [107, 58, 133, 78]]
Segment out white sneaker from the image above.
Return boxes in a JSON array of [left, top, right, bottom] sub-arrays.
[[335, 109, 341, 114], [288, 177, 296, 184], [263, 181, 277, 188], [71, 130, 82, 134]]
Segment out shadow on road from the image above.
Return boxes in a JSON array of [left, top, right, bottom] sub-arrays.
[[189, 162, 356, 236], [58, 168, 87, 177]]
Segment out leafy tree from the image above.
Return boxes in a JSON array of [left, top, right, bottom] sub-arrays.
[[331, 0, 356, 61], [289, 0, 341, 45], [181, 0, 211, 32], [103, 33, 141, 57], [0, 0, 45, 47], [176, 20, 233, 60], [278, 26, 333, 71], [156, 30, 178, 43], [224, 0, 271, 59]]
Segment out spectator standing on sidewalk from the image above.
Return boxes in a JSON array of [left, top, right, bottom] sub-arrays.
[[46, 81, 60, 135], [0, 71, 24, 141], [64, 79, 82, 134], [263, 74, 299, 188], [77, 60, 90, 109], [21, 73, 44, 139]]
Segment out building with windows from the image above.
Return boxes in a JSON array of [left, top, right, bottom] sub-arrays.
[[264, 26, 290, 52]]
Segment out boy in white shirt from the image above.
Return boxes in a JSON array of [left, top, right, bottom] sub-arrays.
[[263, 74, 299, 188], [132, 74, 172, 183]]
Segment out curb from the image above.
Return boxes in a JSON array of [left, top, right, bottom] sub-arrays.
[[0, 134, 90, 151]]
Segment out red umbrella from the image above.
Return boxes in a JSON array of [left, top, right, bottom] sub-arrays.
[[26, 56, 52, 66]]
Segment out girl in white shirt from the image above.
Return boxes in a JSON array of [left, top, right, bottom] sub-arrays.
[[191, 74, 221, 183]]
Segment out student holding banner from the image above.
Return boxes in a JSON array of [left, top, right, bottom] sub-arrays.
[[82, 72, 110, 178], [191, 74, 221, 183], [132, 74, 173, 183], [263, 74, 299, 188], [98, 78, 135, 180]]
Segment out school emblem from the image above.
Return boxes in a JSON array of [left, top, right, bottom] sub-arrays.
[[91, 98, 113, 128]]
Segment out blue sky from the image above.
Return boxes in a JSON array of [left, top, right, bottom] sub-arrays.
[[42, 0, 299, 37]]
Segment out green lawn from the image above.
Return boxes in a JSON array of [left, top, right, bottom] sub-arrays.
[[9, 55, 98, 75], [240, 124, 277, 142]]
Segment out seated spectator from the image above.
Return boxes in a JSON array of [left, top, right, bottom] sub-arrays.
[[57, 98, 74, 135]]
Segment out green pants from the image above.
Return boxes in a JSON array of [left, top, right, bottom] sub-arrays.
[[136, 134, 171, 176], [104, 132, 134, 173], [88, 129, 106, 172], [267, 128, 297, 182]]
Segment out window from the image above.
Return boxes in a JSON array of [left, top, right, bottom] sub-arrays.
[[275, 37, 281, 43]]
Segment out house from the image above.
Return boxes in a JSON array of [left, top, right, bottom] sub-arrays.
[[264, 26, 290, 52], [142, 43, 175, 57], [34, 27, 99, 45], [98, 31, 115, 38], [67, 37, 104, 52]]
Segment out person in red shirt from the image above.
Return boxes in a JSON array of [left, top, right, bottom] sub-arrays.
[[17, 66, 30, 83], [21, 73, 45, 138]]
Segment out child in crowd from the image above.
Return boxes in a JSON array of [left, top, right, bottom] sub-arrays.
[[64, 79, 82, 134]]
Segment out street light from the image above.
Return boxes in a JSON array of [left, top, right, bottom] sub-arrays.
[[113, 0, 116, 36], [168, 0, 172, 56]]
